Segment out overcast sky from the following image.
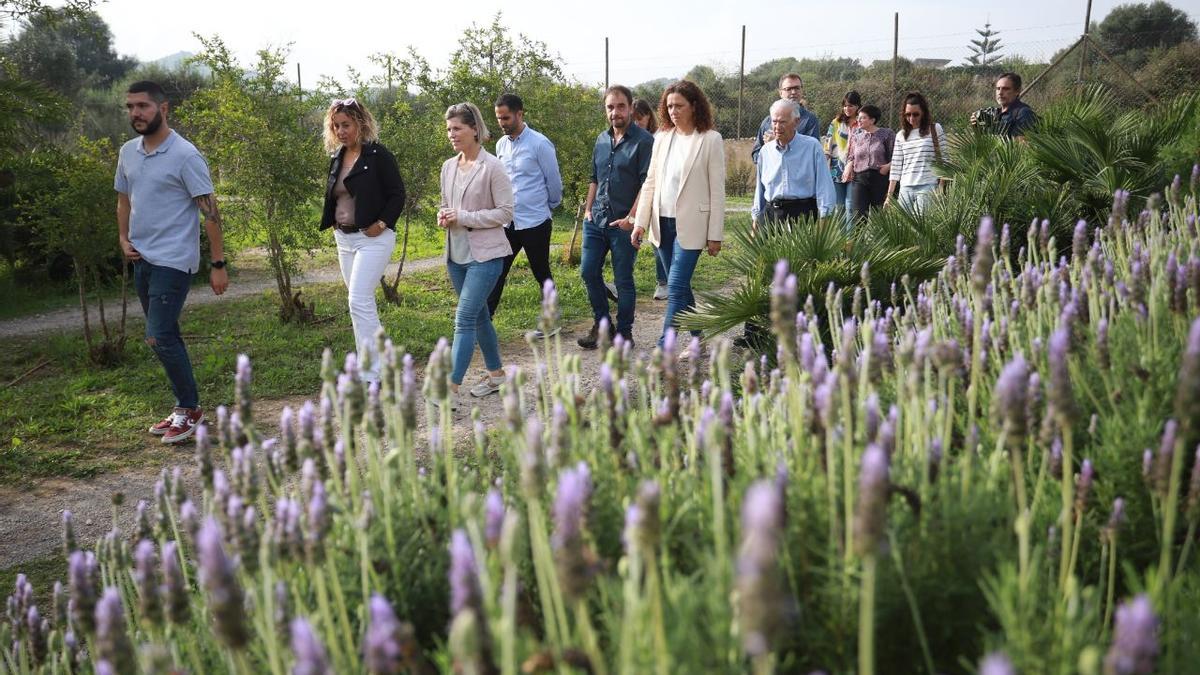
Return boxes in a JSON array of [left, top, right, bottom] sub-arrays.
[[95, 0, 1200, 88]]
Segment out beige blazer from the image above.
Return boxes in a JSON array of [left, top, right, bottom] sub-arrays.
[[634, 128, 726, 250], [439, 149, 514, 263]]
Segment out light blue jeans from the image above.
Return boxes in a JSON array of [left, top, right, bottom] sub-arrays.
[[655, 217, 703, 346], [447, 258, 504, 385], [898, 182, 938, 213]]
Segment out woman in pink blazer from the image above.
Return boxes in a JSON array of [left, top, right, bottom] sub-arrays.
[[437, 102, 515, 408], [631, 80, 726, 348]]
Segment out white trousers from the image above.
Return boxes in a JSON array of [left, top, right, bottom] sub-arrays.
[[333, 228, 396, 382]]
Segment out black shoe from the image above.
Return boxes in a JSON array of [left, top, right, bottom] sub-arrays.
[[578, 323, 602, 350], [617, 333, 635, 350]]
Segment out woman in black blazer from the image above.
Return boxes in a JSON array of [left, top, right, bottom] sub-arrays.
[[321, 98, 405, 383]]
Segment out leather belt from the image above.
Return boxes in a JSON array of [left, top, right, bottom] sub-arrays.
[[335, 223, 365, 233]]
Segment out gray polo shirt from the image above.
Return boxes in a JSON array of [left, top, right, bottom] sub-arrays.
[[114, 130, 214, 274]]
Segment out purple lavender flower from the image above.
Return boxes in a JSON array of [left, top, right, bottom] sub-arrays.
[[449, 529, 481, 615], [26, 605, 48, 664], [1156, 420, 1177, 497], [62, 509, 76, 558], [854, 444, 890, 556], [1105, 594, 1158, 674], [994, 355, 1030, 441], [1187, 446, 1200, 523], [737, 480, 785, 657], [979, 651, 1016, 675], [160, 541, 189, 624], [235, 353, 253, 422], [1107, 498, 1127, 539], [553, 462, 594, 599], [1176, 318, 1200, 427], [52, 581, 66, 628], [94, 587, 135, 674], [1047, 328, 1076, 422], [972, 217, 995, 293], [484, 490, 505, 549], [1076, 459, 1095, 515], [196, 518, 249, 648], [306, 481, 330, 563], [280, 406, 298, 471], [290, 617, 333, 675], [68, 550, 98, 634], [365, 594, 404, 674], [624, 481, 662, 557], [133, 540, 162, 625], [195, 424, 214, 490], [539, 279, 560, 335]]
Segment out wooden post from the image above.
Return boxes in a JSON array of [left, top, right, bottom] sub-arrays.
[[739, 25, 746, 139], [1078, 0, 1093, 86], [296, 63, 302, 92], [604, 38, 609, 91], [892, 13, 899, 128]]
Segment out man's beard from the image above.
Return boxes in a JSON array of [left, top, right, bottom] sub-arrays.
[[132, 111, 164, 136]]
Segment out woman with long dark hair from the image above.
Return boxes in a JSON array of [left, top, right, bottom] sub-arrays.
[[841, 104, 894, 223], [887, 92, 944, 213], [632, 97, 667, 300], [631, 80, 725, 349], [825, 90, 860, 219], [320, 98, 405, 383]]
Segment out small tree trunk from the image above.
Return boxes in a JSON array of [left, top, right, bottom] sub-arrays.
[[75, 257, 94, 354], [119, 259, 129, 340], [382, 209, 413, 305], [562, 197, 584, 266], [92, 266, 111, 343]]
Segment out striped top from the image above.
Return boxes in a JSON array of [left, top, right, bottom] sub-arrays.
[[890, 123, 945, 188]]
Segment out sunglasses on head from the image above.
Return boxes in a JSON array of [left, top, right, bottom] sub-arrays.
[[331, 97, 359, 110]]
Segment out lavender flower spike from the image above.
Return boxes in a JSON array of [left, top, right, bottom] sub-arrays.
[[854, 444, 890, 556], [133, 539, 162, 626], [972, 217, 995, 293], [290, 617, 334, 675], [68, 550, 98, 635], [1047, 328, 1076, 422], [484, 490, 505, 549], [94, 587, 135, 675], [1105, 594, 1158, 675], [196, 518, 249, 648], [737, 480, 785, 657], [979, 652, 1016, 675], [161, 541, 190, 624], [235, 353, 252, 422], [365, 594, 403, 675], [553, 462, 594, 599], [449, 529, 481, 616]]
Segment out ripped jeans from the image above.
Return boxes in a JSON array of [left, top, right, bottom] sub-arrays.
[[134, 260, 199, 409]]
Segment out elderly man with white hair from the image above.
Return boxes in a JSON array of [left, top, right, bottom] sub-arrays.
[[751, 98, 837, 229], [738, 98, 837, 348]]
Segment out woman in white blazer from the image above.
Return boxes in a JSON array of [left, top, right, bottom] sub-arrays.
[[632, 80, 726, 348]]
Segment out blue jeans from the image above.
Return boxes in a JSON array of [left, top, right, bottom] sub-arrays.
[[834, 180, 853, 227], [581, 219, 637, 337], [447, 258, 504, 386], [655, 217, 703, 345], [134, 261, 199, 409], [654, 247, 667, 284]]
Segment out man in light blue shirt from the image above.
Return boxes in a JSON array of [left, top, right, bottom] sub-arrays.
[[739, 98, 836, 349], [488, 93, 563, 332], [751, 99, 838, 228]]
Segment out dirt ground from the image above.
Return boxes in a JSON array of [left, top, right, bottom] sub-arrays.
[[0, 289, 715, 571]]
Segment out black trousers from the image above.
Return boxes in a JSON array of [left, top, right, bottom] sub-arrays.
[[743, 198, 818, 342], [487, 218, 554, 317], [850, 169, 888, 222]]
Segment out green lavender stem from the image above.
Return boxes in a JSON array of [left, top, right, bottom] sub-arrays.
[[858, 553, 878, 675]]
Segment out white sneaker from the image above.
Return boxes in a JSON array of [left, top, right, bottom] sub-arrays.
[[469, 374, 504, 398], [531, 326, 561, 339], [604, 282, 619, 301], [653, 283, 669, 300]]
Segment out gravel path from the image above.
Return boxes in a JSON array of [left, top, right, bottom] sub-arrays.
[[0, 289, 721, 571], [0, 255, 445, 340]]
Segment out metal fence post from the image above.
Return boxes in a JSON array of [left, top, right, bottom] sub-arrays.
[[892, 13, 899, 128], [739, 25, 746, 139]]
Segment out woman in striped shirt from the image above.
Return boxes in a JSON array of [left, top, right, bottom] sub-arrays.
[[886, 92, 944, 214]]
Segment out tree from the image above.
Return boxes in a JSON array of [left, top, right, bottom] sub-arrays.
[[1097, 1, 1198, 68], [20, 138, 128, 364], [180, 36, 324, 322], [966, 23, 1004, 67], [2, 9, 135, 96]]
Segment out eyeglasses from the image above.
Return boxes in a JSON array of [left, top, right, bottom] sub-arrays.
[[330, 97, 359, 110], [903, 112, 922, 118], [780, 86, 802, 93]]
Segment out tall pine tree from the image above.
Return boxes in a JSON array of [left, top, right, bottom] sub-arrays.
[[966, 23, 1004, 66]]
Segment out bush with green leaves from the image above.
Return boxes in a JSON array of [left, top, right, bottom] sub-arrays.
[[3, 177, 1200, 674]]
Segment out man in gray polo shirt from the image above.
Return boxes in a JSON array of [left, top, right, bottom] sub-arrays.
[[116, 80, 228, 444]]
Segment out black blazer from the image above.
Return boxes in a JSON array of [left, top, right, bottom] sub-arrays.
[[321, 142, 406, 230]]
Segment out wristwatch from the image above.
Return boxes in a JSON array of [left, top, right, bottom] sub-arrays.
[[210, 259, 227, 269]]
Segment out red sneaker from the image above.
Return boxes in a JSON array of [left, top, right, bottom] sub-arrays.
[[148, 411, 176, 435], [161, 408, 205, 444]]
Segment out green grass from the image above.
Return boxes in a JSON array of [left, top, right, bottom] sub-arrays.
[[0, 214, 743, 483], [0, 553, 64, 612]]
